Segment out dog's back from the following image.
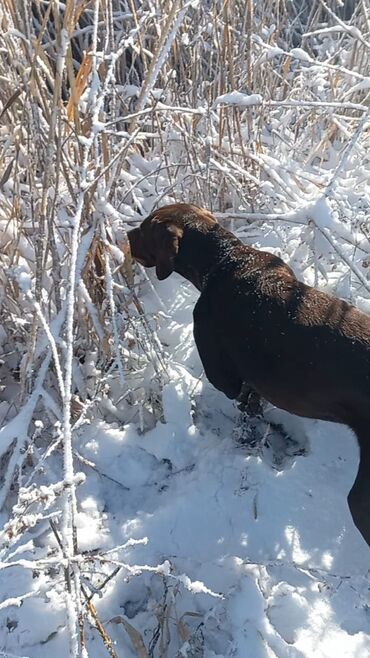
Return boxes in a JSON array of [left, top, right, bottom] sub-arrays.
[[201, 242, 370, 426]]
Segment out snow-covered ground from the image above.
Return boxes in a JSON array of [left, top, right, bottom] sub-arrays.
[[1, 2, 370, 656], [2, 268, 370, 658]]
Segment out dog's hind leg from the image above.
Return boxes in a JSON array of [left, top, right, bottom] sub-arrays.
[[347, 419, 370, 547]]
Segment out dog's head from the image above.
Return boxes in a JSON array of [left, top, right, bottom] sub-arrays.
[[127, 203, 217, 281]]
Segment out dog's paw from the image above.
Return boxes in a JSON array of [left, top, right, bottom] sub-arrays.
[[236, 385, 265, 418], [234, 415, 308, 471]]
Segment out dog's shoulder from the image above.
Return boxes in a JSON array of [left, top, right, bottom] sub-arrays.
[[218, 243, 298, 301]]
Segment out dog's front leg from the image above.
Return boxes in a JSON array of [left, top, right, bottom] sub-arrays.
[[237, 383, 264, 418], [193, 304, 243, 400]]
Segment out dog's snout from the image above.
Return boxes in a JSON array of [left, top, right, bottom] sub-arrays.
[[127, 227, 139, 255], [127, 226, 155, 267]]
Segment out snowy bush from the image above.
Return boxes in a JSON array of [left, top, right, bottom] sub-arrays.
[[0, 0, 369, 656]]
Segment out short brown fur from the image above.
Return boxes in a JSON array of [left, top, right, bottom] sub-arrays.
[[128, 203, 370, 547]]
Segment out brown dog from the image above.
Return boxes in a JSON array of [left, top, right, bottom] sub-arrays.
[[128, 203, 370, 547]]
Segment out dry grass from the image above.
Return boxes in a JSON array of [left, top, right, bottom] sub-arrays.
[[0, 0, 370, 655]]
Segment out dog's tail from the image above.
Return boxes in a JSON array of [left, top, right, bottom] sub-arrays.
[[347, 418, 370, 546]]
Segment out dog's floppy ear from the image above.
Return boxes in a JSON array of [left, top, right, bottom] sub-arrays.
[[154, 222, 183, 280]]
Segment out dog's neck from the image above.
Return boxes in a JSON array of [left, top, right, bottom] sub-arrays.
[[173, 223, 244, 291]]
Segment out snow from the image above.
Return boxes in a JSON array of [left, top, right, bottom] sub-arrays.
[[1, 3, 370, 656], [2, 273, 370, 657], [213, 91, 263, 108], [290, 48, 312, 63]]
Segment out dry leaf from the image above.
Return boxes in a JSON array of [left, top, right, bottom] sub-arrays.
[[67, 52, 93, 121], [111, 616, 148, 658]]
